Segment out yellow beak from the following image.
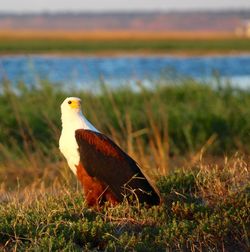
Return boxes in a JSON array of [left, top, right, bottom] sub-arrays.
[[70, 100, 81, 109]]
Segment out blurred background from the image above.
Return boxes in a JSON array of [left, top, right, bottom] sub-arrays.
[[0, 0, 250, 89], [0, 0, 250, 189]]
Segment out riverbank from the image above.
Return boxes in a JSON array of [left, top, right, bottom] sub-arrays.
[[0, 30, 249, 54]]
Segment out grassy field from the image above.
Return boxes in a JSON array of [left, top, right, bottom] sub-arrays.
[[0, 79, 249, 250], [1, 162, 249, 251], [0, 31, 250, 54]]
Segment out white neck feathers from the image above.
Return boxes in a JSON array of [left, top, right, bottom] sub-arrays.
[[61, 110, 99, 132]]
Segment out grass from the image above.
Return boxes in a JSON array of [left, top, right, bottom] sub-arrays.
[[0, 78, 249, 251], [1, 79, 250, 187], [0, 30, 238, 41], [0, 157, 249, 251], [1, 79, 250, 159], [0, 31, 250, 54]]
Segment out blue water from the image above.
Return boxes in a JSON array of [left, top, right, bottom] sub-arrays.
[[0, 55, 249, 90]]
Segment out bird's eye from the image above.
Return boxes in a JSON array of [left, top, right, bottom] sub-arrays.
[[68, 101, 72, 104]]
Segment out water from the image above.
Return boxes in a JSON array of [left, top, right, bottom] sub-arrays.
[[0, 54, 249, 90]]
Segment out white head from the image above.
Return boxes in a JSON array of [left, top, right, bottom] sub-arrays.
[[60, 96, 98, 132], [61, 96, 82, 114], [60, 96, 84, 126]]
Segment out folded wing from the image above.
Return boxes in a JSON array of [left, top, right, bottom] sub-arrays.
[[75, 129, 160, 205]]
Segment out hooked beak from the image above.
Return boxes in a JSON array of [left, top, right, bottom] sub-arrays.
[[69, 100, 81, 109]]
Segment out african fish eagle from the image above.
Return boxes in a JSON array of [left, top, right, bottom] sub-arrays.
[[59, 97, 160, 207]]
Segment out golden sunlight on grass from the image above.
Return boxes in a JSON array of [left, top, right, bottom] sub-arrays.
[[0, 30, 238, 41]]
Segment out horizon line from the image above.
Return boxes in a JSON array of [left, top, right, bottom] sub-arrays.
[[0, 8, 250, 15]]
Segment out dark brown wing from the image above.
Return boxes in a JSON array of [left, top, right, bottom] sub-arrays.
[[75, 129, 160, 205]]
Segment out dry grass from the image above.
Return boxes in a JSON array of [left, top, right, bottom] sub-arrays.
[[0, 153, 249, 251], [0, 30, 239, 41], [0, 30, 249, 55], [195, 154, 249, 205]]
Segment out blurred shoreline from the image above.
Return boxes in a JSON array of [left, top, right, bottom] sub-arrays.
[[0, 30, 249, 55], [0, 30, 239, 40], [1, 51, 250, 57]]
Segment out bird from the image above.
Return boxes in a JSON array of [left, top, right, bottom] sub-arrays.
[[59, 97, 160, 207]]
